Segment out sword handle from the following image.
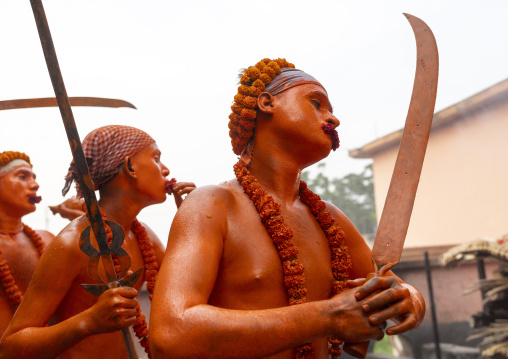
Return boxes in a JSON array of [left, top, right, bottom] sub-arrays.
[[342, 341, 370, 359], [121, 328, 139, 359], [342, 271, 378, 358]]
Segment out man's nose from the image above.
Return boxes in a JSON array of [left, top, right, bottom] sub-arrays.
[[31, 179, 40, 192], [326, 114, 340, 128], [161, 164, 170, 177]]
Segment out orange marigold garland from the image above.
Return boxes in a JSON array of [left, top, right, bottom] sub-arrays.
[[90, 209, 159, 359], [0, 224, 45, 310], [234, 160, 352, 359], [0, 151, 32, 168], [228, 58, 295, 155], [299, 181, 352, 358]]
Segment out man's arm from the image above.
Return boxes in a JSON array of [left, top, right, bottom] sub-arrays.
[[326, 203, 425, 335], [0, 222, 138, 359], [149, 186, 384, 359], [48, 196, 85, 221]]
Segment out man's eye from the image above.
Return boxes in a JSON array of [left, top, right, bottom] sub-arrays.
[[155, 156, 160, 163], [19, 175, 26, 180], [311, 100, 321, 110]]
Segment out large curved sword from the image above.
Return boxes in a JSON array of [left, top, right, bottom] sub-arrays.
[[0, 97, 136, 111], [342, 13, 439, 358]]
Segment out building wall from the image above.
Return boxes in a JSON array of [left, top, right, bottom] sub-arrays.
[[372, 99, 508, 248], [399, 262, 497, 325]]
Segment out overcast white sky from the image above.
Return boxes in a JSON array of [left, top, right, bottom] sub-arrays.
[[1, 0, 507, 242]]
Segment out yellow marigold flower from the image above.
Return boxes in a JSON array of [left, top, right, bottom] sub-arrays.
[[231, 103, 243, 115], [234, 94, 245, 103], [239, 119, 256, 131], [252, 79, 265, 91], [242, 96, 258, 109], [267, 61, 281, 75], [261, 66, 276, 78], [238, 85, 250, 96], [240, 73, 252, 85], [260, 73, 272, 85], [256, 58, 270, 69], [240, 108, 257, 120], [244, 67, 261, 80], [249, 87, 263, 97], [228, 113, 240, 125]]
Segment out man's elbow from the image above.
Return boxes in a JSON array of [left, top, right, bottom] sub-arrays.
[[150, 328, 205, 359], [150, 328, 181, 358]]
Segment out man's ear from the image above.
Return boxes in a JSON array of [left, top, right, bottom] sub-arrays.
[[121, 156, 137, 179], [257, 92, 275, 115]]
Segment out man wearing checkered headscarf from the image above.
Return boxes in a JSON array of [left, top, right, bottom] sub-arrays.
[[63, 125, 155, 197]]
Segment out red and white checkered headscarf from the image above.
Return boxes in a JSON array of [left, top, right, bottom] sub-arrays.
[[63, 125, 154, 197]]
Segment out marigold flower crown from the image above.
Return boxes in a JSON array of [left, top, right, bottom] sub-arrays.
[[0, 224, 45, 310], [234, 160, 352, 359], [0, 151, 32, 168], [228, 58, 295, 155]]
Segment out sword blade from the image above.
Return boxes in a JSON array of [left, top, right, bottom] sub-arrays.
[[371, 13, 439, 271], [0, 97, 136, 111]]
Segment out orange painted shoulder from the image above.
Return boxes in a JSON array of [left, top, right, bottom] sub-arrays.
[[323, 200, 375, 278], [179, 181, 240, 210], [323, 201, 354, 229], [49, 215, 91, 251], [34, 229, 55, 246]]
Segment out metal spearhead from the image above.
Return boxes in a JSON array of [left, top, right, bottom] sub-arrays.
[[79, 220, 139, 288]]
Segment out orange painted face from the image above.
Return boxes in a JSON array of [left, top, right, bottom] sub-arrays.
[[0, 165, 39, 216], [267, 83, 340, 165], [131, 143, 170, 204]]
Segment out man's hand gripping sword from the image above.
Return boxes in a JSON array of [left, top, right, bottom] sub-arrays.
[[342, 13, 439, 358], [29, 1, 140, 357]]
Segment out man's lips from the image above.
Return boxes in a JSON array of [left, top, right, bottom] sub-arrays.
[[165, 178, 177, 195], [322, 124, 340, 151], [28, 194, 42, 204]]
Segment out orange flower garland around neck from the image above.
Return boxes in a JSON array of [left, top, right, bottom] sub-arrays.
[[85, 208, 159, 359], [0, 224, 45, 310], [234, 160, 352, 359]]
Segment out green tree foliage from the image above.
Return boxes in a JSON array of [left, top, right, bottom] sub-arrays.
[[301, 163, 377, 235]]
